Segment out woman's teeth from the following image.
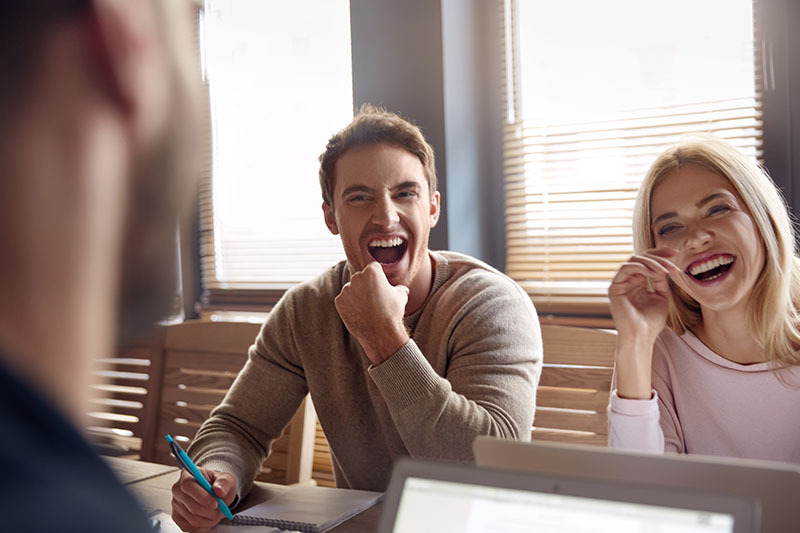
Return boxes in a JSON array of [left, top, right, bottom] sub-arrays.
[[687, 255, 735, 281]]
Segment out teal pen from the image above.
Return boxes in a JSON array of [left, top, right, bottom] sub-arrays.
[[165, 434, 234, 520]]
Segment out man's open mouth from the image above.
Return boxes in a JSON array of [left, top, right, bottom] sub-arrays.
[[686, 254, 735, 281], [368, 237, 408, 265]]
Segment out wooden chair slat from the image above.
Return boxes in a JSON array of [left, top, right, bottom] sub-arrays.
[[541, 327, 617, 366], [95, 376, 152, 390], [90, 388, 149, 403], [531, 429, 608, 446], [532, 325, 617, 447], [159, 402, 217, 425], [536, 386, 611, 412], [539, 366, 613, 391], [534, 408, 609, 435], [87, 403, 145, 419], [160, 386, 229, 406], [161, 369, 239, 391], [165, 348, 248, 365], [86, 416, 144, 433]]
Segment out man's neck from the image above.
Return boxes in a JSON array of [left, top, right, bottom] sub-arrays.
[[404, 252, 436, 316]]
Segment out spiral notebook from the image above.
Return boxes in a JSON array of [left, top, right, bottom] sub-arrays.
[[232, 485, 382, 532]]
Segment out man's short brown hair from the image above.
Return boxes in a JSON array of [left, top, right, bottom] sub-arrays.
[[318, 104, 437, 207]]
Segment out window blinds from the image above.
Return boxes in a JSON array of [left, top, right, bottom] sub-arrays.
[[195, 1, 352, 310], [502, 0, 763, 316]]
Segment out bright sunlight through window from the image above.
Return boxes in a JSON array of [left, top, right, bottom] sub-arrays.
[[504, 0, 759, 313], [203, 0, 351, 288]]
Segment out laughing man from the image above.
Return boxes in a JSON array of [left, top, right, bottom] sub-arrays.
[[171, 105, 542, 533]]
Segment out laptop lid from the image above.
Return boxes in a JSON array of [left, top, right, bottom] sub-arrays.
[[474, 437, 800, 533], [378, 458, 759, 533]]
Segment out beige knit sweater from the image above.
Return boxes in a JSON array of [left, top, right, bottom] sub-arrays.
[[189, 251, 542, 497]]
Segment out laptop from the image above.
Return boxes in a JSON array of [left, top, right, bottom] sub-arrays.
[[377, 457, 759, 533], [475, 437, 800, 533]]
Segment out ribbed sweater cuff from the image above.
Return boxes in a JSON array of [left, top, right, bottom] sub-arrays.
[[195, 458, 246, 507], [367, 339, 443, 410]]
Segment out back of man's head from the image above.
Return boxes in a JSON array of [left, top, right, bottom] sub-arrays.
[[0, 2, 90, 136], [1, 0, 201, 344], [0, 0, 201, 420], [318, 104, 438, 208]]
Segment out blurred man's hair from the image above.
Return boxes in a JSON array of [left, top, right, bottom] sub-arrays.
[[0, 2, 90, 136]]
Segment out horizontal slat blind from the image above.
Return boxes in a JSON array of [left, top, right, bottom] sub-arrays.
[[196, 0, 352, 306], [502, 0, 762, 315]]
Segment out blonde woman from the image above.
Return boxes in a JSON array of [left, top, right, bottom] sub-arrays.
[[607, 135, 800, 462]]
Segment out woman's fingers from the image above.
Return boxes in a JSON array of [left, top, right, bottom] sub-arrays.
[[611, 259, 665, 286], [610, 262, 673, 308]]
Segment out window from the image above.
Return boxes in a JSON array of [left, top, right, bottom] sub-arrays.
[[199, 0, 352, 310], [502, 0, 762, 317]]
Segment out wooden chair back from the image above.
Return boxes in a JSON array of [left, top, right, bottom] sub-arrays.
[[90, 321, 618, 483], [152, 320, 316, 485], [533, 324, 617, 445], [87, 331, 165, 461]]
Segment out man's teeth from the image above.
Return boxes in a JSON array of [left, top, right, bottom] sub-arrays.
[[369, 237, 404, 248], [688, 256, 734, 276]]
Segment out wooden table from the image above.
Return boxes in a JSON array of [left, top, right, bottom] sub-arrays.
[[105, 456, 179, 485], [106, 458, 383, 532]]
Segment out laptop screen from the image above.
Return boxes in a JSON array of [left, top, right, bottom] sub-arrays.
[[391, 477, 735, 533]]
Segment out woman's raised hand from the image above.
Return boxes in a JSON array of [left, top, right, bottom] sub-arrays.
[[609, 248, 681, 399]]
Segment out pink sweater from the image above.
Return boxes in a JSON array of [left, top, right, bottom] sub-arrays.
[[608, 327, 800, 464]]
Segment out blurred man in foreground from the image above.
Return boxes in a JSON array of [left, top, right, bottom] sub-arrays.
[[0, 1, 200, 530]]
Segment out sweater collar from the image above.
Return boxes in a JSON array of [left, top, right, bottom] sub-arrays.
[[680, 330, 779, 372], [403, 250, 448, 332]]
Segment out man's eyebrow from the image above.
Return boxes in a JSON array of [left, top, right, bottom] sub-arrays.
[[393, 181, 422, 191], [341, 185, 372, 197], [651, 192, 735, 226], [341, 181, 422, 197]]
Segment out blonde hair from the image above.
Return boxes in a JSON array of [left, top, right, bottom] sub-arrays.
[[632, 134, 800, 367]]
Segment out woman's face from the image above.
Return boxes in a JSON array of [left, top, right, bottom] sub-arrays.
[[650, 163, 765, 314]]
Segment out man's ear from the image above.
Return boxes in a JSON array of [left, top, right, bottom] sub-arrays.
[[429, 191, 441, 228], [86, 0, 165, 131], [322, 202, 339, 235]]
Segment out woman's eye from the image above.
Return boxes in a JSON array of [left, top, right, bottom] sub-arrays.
[[657, 224, 680, 236], [707, 204, 731, 216]]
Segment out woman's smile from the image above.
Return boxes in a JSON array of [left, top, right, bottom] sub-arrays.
[[651, 164, 765, 313]]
